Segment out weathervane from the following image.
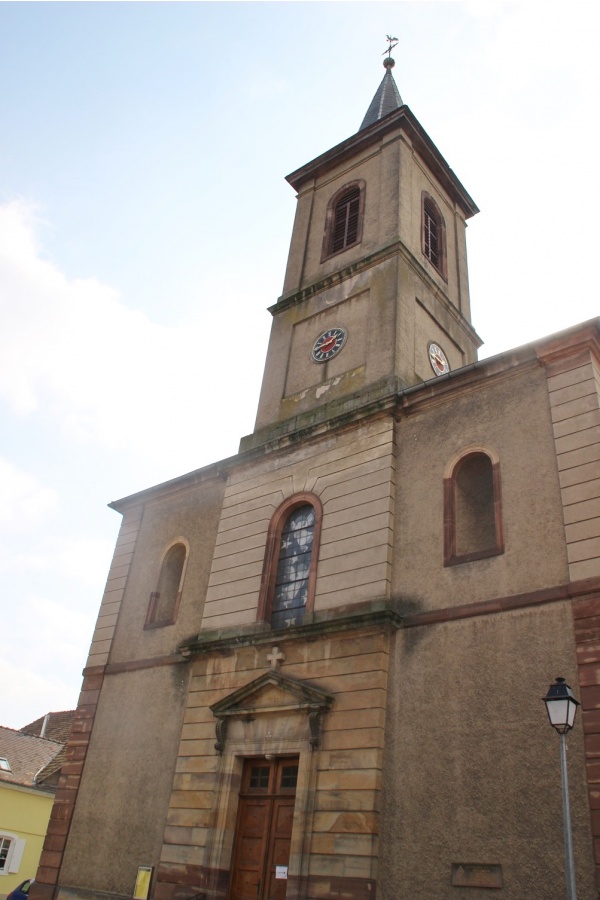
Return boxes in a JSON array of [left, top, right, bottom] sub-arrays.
[[383, 34, 398, 60]]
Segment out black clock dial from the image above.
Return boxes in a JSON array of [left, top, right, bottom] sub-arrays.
[[311, 327, 347, 363]]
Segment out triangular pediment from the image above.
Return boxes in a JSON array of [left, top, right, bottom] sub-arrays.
[[210, 671, 333, 718]]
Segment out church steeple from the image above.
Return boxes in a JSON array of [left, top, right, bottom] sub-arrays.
[[247, 42, 481, 446], [359, 50, 403, 131]]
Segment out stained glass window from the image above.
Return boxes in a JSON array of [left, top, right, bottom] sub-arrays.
[[271, 505, 315, 629]]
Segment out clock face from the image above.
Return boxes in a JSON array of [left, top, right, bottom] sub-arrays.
[[428, 342, 450, 376], [311, 327, 347, 363]]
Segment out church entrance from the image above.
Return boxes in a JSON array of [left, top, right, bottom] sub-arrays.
[[228, 757, 299, 900]]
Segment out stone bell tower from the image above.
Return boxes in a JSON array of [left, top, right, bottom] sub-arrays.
[[249, 52, 481, 446]]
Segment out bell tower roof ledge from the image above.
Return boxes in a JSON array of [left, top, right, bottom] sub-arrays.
[[285, 104, 479, 219]]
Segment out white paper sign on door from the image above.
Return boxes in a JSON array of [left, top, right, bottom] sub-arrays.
[[275, 867, 288, 880]]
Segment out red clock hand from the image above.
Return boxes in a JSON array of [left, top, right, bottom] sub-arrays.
[[320, 336, 337, 353]]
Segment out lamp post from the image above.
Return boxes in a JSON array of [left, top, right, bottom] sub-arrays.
[[543, 676, 580, 900]]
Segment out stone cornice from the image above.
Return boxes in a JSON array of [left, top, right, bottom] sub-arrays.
[[286, 105, 478, 219], [270, 238, 482, 353], [108, 319, 600, 512], [179, 602, 402, 659]]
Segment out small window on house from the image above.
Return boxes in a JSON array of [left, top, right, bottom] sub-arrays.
[[0, 837, 12, 873], [322, 181, 365, 260], [444, 450, 504, 566], [257, 494, 323, 629], [422, 193, 447, 278], [0, 758, 10, 772], [145, 541, 188, 628]]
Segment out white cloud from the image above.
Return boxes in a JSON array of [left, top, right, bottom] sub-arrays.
[[0, 534, 113, 589], [0, 591, 97, 728], [0, 200, 265, 481], [0, 643, 83, 730], [0, 456, 59, 533]]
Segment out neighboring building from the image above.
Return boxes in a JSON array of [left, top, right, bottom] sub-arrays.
[[19, 713, 76, 795], [31, 56, 600, 900], [0, 713, 74, 897]]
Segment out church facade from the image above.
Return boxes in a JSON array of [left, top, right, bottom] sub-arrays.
[[31, 58, 600, 900]]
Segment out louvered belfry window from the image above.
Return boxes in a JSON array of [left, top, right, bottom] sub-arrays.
[[331, 186, 361, 253], [271, 505, 315, 629], [423, 198, 440, 267]]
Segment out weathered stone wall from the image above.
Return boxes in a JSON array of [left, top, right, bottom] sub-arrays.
[[394, 362, 569, 609], [203, 416, 395, 629], [380, 603, 596, 899], [156, 625, 391, 900]]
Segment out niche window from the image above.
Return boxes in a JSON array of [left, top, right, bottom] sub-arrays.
[[444, 450, 504, 566], [257, 494, 323, 629], [322, 181, 365, 260], [422, 192, 447, 279], [145, 541, 188, 628]]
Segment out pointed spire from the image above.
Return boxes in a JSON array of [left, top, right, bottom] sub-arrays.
[[359, 44, 403, 132]]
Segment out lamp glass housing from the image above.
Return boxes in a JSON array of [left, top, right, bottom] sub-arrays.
[[543, 677, 580, 735]]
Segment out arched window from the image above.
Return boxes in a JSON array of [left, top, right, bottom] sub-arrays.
[[322, 181, 366, 260], [257, 494, 323, 629], [145, 540, 188, 628], [444, 449, 504, 566], [422, 192, 447, 279]]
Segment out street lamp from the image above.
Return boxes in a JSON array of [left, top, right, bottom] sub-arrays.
[[543, 676, 580, 900]]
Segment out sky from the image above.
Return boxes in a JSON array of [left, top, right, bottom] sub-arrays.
[[1, 1, 599, 730]]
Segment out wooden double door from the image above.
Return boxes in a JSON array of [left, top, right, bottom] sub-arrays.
[[228, 757, 299, 900]]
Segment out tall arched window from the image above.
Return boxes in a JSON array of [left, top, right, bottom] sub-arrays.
[[444, 449, 504, 566], [145, 540, 189, 628], [322, 181, 366, 260], [422, 192, 447, 279], [257, 494, 323, 629]]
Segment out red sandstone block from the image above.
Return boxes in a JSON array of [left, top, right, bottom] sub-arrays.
[[153, 886, 176, 900], [583, 710, 600, 734], [42, 833, 66, 853], [66, 745, 87, 761], [81, 674, 104, 691], [572, 595, 600, 619], [29, 882, 57, 900], [39, 850, 63, 869], [577, 643, 600, 665], [46, 819, 69, 836], [585, 734, 600, 757], [581, 685, 600, 709], [71, 718, 93, 733], [579, 663, 600, 687], [78, 688, 100, 707], [58, 774, 81, 790], [35, 867, 60, 884], [590, 789, 600, 809], [156, 864, 205, 886], [52, 787, 77, 804], [51, 802, 74, 821], [74, 704, 96, 719], [574, 619, 600, 644], [60, 761, 83, 776]]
